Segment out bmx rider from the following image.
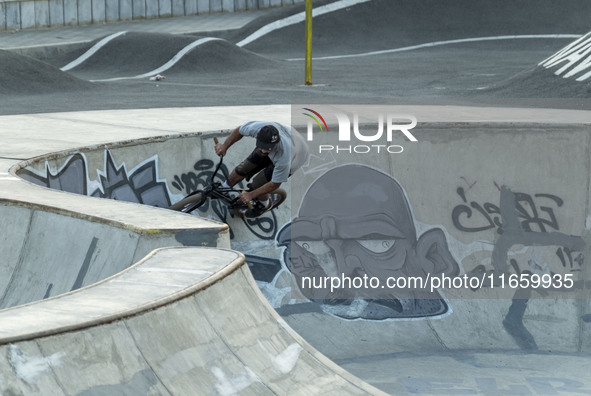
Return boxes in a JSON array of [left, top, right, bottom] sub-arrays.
[[215, 121, 308, 218]]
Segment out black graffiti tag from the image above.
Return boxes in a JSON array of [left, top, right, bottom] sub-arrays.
[[459, 186, 585, 289], [172, 159, 227, 194], [452, 187, 563, 233]]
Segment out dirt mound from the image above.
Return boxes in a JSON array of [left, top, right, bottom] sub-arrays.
[[60, 32, 201, 74], [168, 39, 277, 74], [0, 50, 95, 94], [481, 66, 591, 97], [480, 32, 591, 98], [50, 32, 277, 80]]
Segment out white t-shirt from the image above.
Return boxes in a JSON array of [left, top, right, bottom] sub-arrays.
[[239, 121, 309, 183]]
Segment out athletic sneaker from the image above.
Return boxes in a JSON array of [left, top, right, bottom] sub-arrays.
[[243, 200, 272, 218]]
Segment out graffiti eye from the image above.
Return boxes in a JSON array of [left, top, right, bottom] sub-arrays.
[[358, 240, 396, 253], [295, 241, 331, 255]]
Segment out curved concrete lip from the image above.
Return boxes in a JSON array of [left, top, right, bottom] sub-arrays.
[[1, 105, 591, 395], [0, 247, 244, 343]]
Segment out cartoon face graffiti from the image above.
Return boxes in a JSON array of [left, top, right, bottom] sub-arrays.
[[286, 164, 460, 319]]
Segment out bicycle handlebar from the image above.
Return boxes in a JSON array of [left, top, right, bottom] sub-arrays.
[[210, 137, 224, 184]]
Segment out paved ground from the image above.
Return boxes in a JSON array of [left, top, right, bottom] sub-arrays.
[[2, 0, 591, 395], [1, 0, 591, 115]]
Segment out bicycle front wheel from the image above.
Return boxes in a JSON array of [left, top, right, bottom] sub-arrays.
[[168, 191, 207, 213], [270, 189, 287, 209]]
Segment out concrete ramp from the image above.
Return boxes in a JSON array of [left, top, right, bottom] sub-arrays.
[[0, 186, 230, 310], [0, 247, 382, 395], [0, 199, 231, 310]]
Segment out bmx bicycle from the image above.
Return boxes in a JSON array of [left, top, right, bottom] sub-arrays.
[[168, 138, 287, 218]]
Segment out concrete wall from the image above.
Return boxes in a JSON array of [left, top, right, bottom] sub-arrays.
[[281, 115, 591, 359], [15, 119, 591, 359], [0, 0, 304, 31], [16, 131, 292, 243]]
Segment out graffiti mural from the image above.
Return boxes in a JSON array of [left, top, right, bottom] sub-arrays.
[[452, 186, 564, 233], [452, 182, 586, 350], [249, 164, 460, 321], [290, 164, 460, 319], [454, 185, 585, 281], [250, 167, 589, 343], [18, 148, 286, 244], [90, 151, 171, 208], [19, 150, 172, 208], [19, 153, 88, 195]]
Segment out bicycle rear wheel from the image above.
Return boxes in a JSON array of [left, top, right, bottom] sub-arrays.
[[168, 191, 207, 213]]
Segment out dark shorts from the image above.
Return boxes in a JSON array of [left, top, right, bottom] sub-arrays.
[[235, 148, 275, 190]]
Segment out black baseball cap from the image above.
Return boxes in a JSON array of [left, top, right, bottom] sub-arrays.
[[256, 125, 280, 151]]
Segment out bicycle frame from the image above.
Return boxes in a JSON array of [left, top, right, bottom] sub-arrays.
[[169, 137, 286, 216], [203, 155, 247, 209], [168, 150, 252, 214]]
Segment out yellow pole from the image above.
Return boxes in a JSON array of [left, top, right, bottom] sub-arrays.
[[305, 0, 313, 85]]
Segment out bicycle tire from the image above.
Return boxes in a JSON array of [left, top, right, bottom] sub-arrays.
[[270, 189, 287, 209], [168, 191, 207, 213]]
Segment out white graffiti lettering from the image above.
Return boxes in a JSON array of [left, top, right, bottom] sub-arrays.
[[539, 32, 591, 81]]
